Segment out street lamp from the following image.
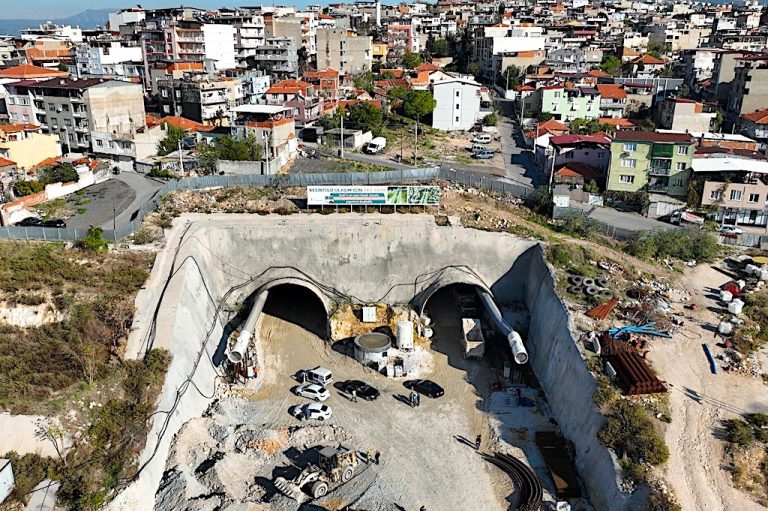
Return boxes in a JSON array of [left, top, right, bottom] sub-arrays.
[[340, 110, 349, 159]]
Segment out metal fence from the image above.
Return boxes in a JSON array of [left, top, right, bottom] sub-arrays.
[[719, 232, 768, 249], [553, 206, 640, 241]]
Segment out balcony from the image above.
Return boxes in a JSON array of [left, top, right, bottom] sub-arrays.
[[649, 160, 672, 176], [651, 144, 674, 158]]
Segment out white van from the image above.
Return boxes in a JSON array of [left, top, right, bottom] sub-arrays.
[[471, 143, 486, 154], [301, 367, 334, 386], [364, 137, 387, 154], [472, 134, 493, 144]]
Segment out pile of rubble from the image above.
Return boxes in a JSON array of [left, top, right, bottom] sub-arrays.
[[155, 417, 354, 511], [158, 187, 304, 216]]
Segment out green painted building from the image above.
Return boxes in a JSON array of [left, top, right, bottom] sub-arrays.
[[606, 131, 695, 198], [539, 85, 601, 122]]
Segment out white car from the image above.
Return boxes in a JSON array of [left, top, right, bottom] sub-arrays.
[[718, 225, 743, 235], [291, 403, 333, 421], [471, 134, 493, 144], [294, 383, 330, 402]]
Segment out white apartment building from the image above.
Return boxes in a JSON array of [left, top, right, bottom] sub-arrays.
[[432, 78, 483, 131], [75, 42, 143, 79]]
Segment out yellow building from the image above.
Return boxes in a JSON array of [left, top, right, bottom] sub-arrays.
[[0, 124, 62, 169], [372, 42, 388, 63]]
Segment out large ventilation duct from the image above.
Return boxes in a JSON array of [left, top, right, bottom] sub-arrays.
[[478, 290, 529, 365], [228, 290, 269, 363]]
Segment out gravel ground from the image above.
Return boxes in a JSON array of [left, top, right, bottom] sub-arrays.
[[158, 287, 513, 510]]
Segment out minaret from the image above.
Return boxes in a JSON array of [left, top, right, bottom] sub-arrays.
[[376, 0, 382, 27]]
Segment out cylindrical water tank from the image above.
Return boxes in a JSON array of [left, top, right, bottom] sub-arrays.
[[396, 320, 414, 350], [720, 290, 733, 303], [718, 321, 733, 335], [354, 332, 391, 366], [423, 327, 434, 339], [728, 299, 744, 315]]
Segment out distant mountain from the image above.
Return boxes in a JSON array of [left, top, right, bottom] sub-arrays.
[[0, 9, 113, 37]]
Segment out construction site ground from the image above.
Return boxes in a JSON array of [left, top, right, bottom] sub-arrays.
[[647, 264, 768, 511], [158, 287, 521, 510]]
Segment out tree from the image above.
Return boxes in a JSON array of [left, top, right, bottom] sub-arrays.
[[40, 163, 78, 185], [402, 52, 422, 69], [467, 61, 481, 79], [77, 226, 108, 252], [600, 55, 622, 77], [427, 37, 450, 58], [584, 180, 599, 193], [352, 71, 374, 92], [346, 102, 383, 134], [712, 110, 724, 132], [570, 118, 615, 134], [13, 180, 45, 197], [483, 113, 498, 126], [57, 62, 69, 72], [677, 83, 691, 99], [195, 135, 263, 174], [496, 65, 521, 89], [538, 112, 554, 122], [388, 84, 409, 102], [157, 124, 186, 156], [318, 111, 342, 130], [402, 90, 436, 120], [656, 65, 675, 78]]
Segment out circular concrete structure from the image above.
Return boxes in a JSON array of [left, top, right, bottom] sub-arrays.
[[354, 332, 392, 367]]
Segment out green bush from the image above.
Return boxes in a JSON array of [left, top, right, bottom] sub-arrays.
[[627, 228, 719, 262], [483, 113, 498, 126], [724, 418, 756, 447], [527, 186, 553, 215], [14, 179, 45, 197], [598, 399, 669, 465], [743, 291, 768, 343], [0, 451, 62, 502], [77, 226, 108, 252], [40, 164, 79, 185]]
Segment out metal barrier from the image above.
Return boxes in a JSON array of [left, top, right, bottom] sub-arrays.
[[553, 206, 639, 241]]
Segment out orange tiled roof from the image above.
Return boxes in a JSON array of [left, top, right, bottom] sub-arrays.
[[631, 54, 668, 65], [380, 69, 406, 78], [26, 47, 71, 60], [304, 68, 339, 79], [0, 123, 40, 133], [0, 156, 16, 167], [0, 64, 67, 79], [246, 117, 293, 128], [31, 156, 61, 170], [742, 108, 768, 124], [338, 99, 383, 111], [158, 116, 214, 132], [414, 62, 440, 72], [409, 71, 430, 85], [266, 79, 313, 95], [596, 84, 627, 100], [538, 118, 569, 132], [588, 69, 611, 78], [598, 117, 635, 127]]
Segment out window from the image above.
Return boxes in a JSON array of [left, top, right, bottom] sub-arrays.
[[96, 139, 103, 147], [730, 189, 742, 201], [455, 91, 460, 97], [677, 145, 689, 155], [6, 97, 13, 105], [554, 92, 561, 98], [748, 193, 760, 203], [8, 113, 15, 120], [161, 89, 168, 97], [64, 119, 72, 127], [62, 104, 69, 111], [710, 189, 722, 200], [455, 116, 459, 122], [672, 178, 683, 187], [620, 158, 637, 168], [676, 162, 687, 171], [108, 141, 114, 148], [22, 114, 29, 122], [619, 174, 635, 184], [51, 118, 58, 127], [48, 103, 54, 111], [456, 104, 460, 110]]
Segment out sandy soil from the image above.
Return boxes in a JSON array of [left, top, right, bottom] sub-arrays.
[[647, 264, 768, 511], [163, 286, 515, 509]]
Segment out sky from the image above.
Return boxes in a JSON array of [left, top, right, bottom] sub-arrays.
[[0, 1, 269, 20]]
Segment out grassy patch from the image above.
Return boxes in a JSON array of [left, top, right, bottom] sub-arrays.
[[32, 198, 72, 220], [627, 228, 720, 263], [546, 243, 600, 277], [598, 399, 669, 466]]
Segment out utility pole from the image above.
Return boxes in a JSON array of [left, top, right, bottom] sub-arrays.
[[340, 112, 345, 159], [263, 132, 270, 173], [177, 138, 184, 176], [63, 127, 71, 156], [414, 115, 419, 166], [112, 199, 117, 242]]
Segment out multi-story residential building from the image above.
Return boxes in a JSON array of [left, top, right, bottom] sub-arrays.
[[231, 104, 298, 170], [431, 78, 486, 131], [387, 25, 419, 57], [677, 48, 718, 87], [696, 154, 768, 228], [478, 25, 546, 81], [74, 41, 143, 80], [738, 108, 768, 147], [540, 133, 612, 176], [215, 9, 267, 66], [25, 78, 144, 156], [537, 85, 601, 122], [606, 131, 694, 198], [23, 40, 74, 70], [264, 79, 322, 126], [659, 98, 719, 133], [706, 50, 755, 105], [303, 69, 340, 97], [108, 8, 146, 31], [596, 84, 627, 118], [20, 23, 83, 43], [628, 54, 669, 79], [726, 56, 768, 130], [250, 37, 300, 78], [647, 21, 711, 51], [0, 124, 61, 169], [316, 29, 372, 76], [157, 76, 243, 125]]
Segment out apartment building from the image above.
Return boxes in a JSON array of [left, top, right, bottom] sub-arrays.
[[316, 29, 373, 76], [231, 104, 298, 170], [606, 131, 694, 198], [157, 76, 243, 125], [28, 78, 145, 155], [264, 79, 323, 126], [387, 25, 419, 56], [74, 41, 143, 80], [738, 108, 768, 146], [596, 84, 627, 118], [0, 124, 61, 169], [250, 37, 300, 78], [214, 10, 267, 66], [20, 23, 83, 43], [696, 154, 768, 228], [726, 56, 768, 130], [537, 84, 601, 122], [431, 78, 485, 131], [659, 98, 718, 133]]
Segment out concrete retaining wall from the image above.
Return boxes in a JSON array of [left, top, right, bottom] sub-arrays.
[[516, 245, 644, 511]]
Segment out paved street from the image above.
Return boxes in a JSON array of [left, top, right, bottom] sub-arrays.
[[103, 171, 165, 231], [567, 201, 674, 233], [496, 99, 542, 188]]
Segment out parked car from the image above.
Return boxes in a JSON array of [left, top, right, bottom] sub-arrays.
[[364, 137, 387, 154], [293, 383, 330, 402], [472, 150, 494, 160], [718, 225, 743, 235], [471, 134, 492, 144], [291, 403, 333, 421], [404, 379, 445, 398], [17, 217, 66, 228], [338, 380, 380, 401], [297, 367, 333, 386], [470, 143, 486, 154]]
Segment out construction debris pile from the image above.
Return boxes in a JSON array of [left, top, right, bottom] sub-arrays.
[[599, 333, 668, 396]]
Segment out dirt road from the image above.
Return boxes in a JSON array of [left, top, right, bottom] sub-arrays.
[[648, 264, 768, 511]]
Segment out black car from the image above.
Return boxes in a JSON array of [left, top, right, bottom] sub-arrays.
[[339, 380, 380, 401], [17, 218, 66, 228], [404, 379, 445, 398]]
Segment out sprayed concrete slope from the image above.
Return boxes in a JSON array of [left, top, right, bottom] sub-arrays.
[[113, 213, 642, 510]]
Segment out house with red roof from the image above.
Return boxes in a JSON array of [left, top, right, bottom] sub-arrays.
[[596, 84, 627, 118], [0, 64, 68, 80], [265, 79, 323, 126], [540, 133, 612, 183], [0, 124, 61, 170], [738, 108, 768, 146], [629, 54, 669, 78]]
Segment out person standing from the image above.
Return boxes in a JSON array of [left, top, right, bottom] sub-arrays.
[[475, 434, 481, 450], [351, 389, 357, 402], [375, 451, 381, 465]]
